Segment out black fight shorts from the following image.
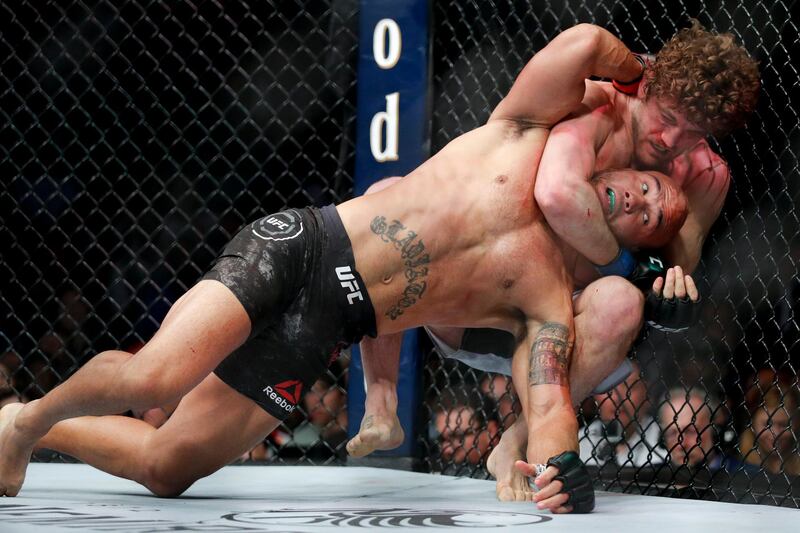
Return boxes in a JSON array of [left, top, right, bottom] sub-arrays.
[[202, 204, 377, 419]]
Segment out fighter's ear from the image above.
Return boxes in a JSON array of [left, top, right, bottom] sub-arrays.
[[637, 54, 656, 99], [637, 78, 647, 99]]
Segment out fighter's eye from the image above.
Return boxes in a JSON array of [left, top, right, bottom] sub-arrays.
[[642, 182, 649, 194], [643, 212, 650, 225]]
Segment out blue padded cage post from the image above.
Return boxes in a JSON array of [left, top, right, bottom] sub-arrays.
[[347, 0, 431, 467]]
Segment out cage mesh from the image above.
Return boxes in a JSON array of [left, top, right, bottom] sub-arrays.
[[1, 0, 359, 465], [1, 0, 798, 507]]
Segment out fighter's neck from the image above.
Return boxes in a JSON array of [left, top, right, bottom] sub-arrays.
[[611, 89, 637, 151]]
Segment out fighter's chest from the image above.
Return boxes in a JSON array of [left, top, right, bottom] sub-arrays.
[[468, 228, 549, 295]]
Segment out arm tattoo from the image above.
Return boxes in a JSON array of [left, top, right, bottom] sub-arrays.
[[370, 215, 430, 320], [528, 322, 571, 386]]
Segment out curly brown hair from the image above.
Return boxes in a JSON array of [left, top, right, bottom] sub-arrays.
[[645, 19, 760, 137]]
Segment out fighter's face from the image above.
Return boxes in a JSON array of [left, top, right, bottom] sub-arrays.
[[631, 97, 707, 169], [593, 169, 687, 249]]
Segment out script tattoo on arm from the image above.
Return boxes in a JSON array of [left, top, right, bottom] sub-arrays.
[[370, 215, 430, 320], [528, 322, 571, 387]]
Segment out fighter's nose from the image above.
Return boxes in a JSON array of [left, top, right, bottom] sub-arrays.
[[623, 191, 636, 212]]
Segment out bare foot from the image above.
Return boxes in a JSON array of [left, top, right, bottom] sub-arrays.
[[0, 402, 34, 497], [487, 422, 534, 502], [346, 413, 404, 458]]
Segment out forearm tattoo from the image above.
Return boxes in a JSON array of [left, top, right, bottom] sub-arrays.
[[528, 322, 571, 386], [370, 215, 430, 320]]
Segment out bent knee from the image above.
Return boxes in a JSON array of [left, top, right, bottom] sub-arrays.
[[579, 277, 644, 340], [145, 476, 192, 498], [140, 442, 199, 497]]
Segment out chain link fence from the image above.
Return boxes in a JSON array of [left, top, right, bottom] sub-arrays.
[[421, 0, 800, 508], [1, 0, 359, 464], [2, 0, 798, 507]]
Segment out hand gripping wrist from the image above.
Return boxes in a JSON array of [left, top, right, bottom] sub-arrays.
[[612, 54, 646, 95], [547, 451, 595, 513], [594, 248, 636, 277]]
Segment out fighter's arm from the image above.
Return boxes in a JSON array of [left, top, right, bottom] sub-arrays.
[[510, 280, 593, 513], [661, 140, 731, 273], [345, 175, 409, 458], [512, 316, 578, 464], [489, 24, 644, 127], [533, 104, 621, 266]]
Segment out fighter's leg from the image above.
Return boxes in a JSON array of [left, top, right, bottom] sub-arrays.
[[491, 277, 644, 501], [7, 372, 279, 497], [487, 415, 532, 501], [568, 276, 644, 401], [0, 279, 251, 496]]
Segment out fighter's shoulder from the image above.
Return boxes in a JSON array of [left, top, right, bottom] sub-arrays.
[[557, 82, 619, 134], [671, 140, 731, 195]]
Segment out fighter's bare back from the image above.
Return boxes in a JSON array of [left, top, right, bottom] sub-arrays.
[[338, 120, 570, 339]]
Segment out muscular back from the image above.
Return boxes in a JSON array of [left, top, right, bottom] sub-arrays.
[[337, 121, 573, 337]]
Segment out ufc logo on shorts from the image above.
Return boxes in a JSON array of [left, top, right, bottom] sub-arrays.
[[266, 216, 289, 230], [335, 266, 364, 305]]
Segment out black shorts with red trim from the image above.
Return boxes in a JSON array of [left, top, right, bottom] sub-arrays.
[[202, 204, 376, 420]]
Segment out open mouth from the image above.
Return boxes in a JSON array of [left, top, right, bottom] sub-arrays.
[[606, 188, 616, 214], [651, 142, 669, 156]]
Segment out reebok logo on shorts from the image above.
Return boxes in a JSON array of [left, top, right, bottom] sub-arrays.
[[263, 380, 303, 413], [275, 380, 303, 403], [252, 211, 303, 241], [335, 266, 364, 304]]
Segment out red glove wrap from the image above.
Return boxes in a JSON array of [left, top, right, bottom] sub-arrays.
[[612, 54, 647, 96]]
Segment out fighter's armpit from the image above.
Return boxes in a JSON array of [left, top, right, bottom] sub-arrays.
[[527, 322, 571, 387]]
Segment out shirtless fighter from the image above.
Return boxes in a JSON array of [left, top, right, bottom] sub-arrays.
[[347, 20, 759, 508], [0, 24, 686, 514]]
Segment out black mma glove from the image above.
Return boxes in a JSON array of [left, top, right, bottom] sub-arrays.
[[547, 451, 595, 513], [644, 290, 702, 332]]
